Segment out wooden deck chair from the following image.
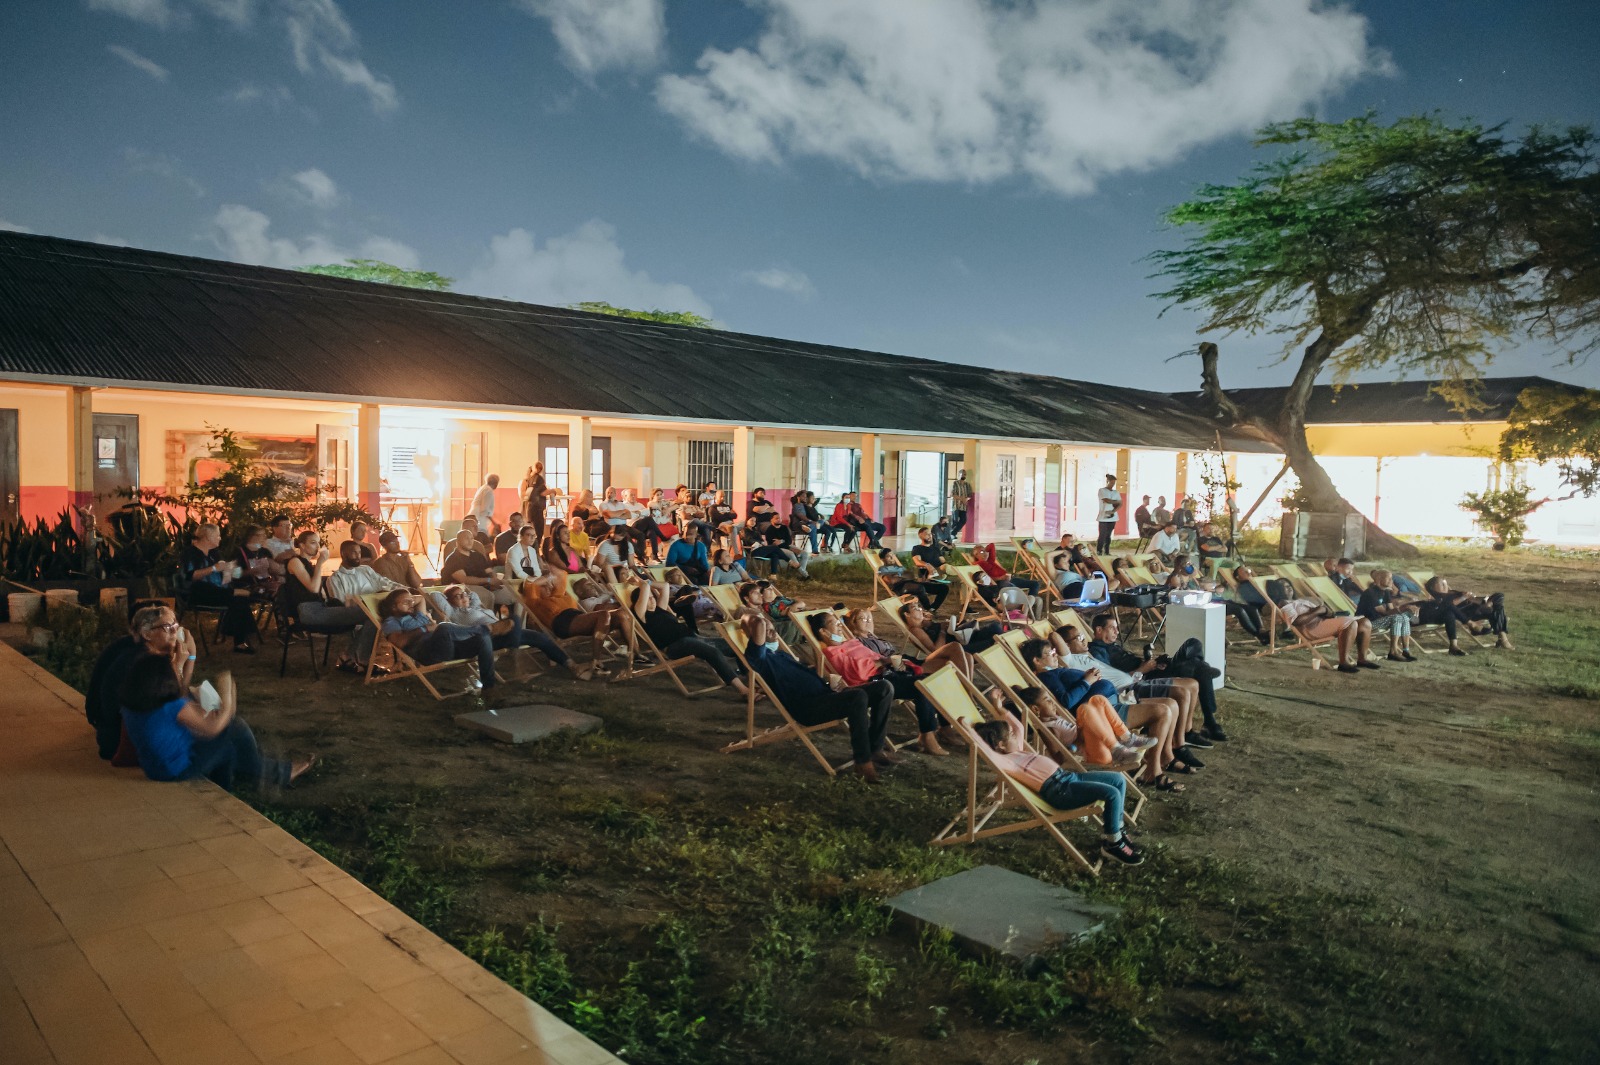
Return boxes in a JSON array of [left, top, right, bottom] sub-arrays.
[[715, 621, 851, 775], [974, 644, 1144, 824], [609, 582, 725, 697], [358, 591, 477, 700], [1349, 570, 1372, 591], [1046, 609, 1094, 640], [862, 548, 900, 602], [947, 565, 1013, 628], [1304, 575, 1358, 616], [1245, 576, 1335, 668], [1011, 537, 1066, 605], [704, 582, 746, 622], [1214, 566, 1240, 591], [791, 607, 845, 678], [1392, 570, 1481, 651], [916, 666, 1104, 876], [875, 594, 925, 651]]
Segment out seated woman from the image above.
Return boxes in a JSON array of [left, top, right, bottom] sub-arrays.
[[811, 610, 953, 756], [236, 525, 282, 601], [439, 584, 591, 681], [503, 523, 545, 581], [120, 659, 313, 792], [709, 548, 752, 586], [521, 572, 630, 668], [594, 524, 652, 585], [664, 523, 711, 585], [377, 589, 499, 691], [629, 582, 748, 696], [1163, 553, 1200, 592], [970, 707, 1142, 865], [281, 529, 369, 674], [754, 580, 807, 648], [789, 490, 828, 554], [541, 520, 601, 581], [1047, 537, 1085, 595], [1422, 575, 1512, 650], [646, 487, 680, 540], [674, 486, 717, 546], [1263, 578, 1377, 673], [1018, 637, 1185, 792], [568, 489, 608, 541], [740, 613, 895, 783], [896, 599, 981, 677], [181, 522, 260, 653]]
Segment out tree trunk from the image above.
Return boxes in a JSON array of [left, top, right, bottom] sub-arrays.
[[1198, 340, 1421, 559]]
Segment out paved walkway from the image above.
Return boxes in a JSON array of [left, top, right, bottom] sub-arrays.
[[0, 640, 619, 1065]]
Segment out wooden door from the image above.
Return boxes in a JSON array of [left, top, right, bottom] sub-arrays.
[[316, 424, 352, 501], [448, 431, 484, 520], [0, 409, 17, 525], [92, 414, 140, 526], [995, 454, 1016, 532]]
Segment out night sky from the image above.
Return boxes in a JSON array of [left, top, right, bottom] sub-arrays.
[[3, 0, 1596, 390]]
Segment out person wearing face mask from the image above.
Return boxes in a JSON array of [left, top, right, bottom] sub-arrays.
[[810, 610, 951, 756], [1163, 554, 1201, 592], [739, 613, 895, 783], [327, 539, 406, 669]]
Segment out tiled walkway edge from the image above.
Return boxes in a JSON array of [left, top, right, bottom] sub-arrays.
[[0, 641, 620, 1065]]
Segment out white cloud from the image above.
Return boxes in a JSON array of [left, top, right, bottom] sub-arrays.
[[516, 0, 665, 75], [125, 147, 207, 197], [0, 218, 32, 234], [742, 266, 813, 298], [463, 221, 711, 317], [87, 0, 180, 29], [210, 203, 419, 269], [91, 233, 132, 246], [656, 0, 1386, 196], [283, 0, 398, 113], [86, 0, 395, 112], [288, 167, 341, 208], [107, 44, 170, 80]]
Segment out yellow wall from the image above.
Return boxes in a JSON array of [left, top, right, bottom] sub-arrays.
[[1304, 421, 1503, 458]]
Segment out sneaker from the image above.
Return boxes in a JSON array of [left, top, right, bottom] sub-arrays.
[[1202, 725, 1229, 743], [1122, 733, 1160, 752], [1183, 730, 1214, 749], [1337, 663, 1361, 674], [1358, 659, 1381, 670], [1109, 748, 1144, 772], [1101, 835, 1144, 866]]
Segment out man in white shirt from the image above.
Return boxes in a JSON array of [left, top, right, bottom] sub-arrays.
[[1096, 474, 1122, 554], [326, 540, 404, 665], [1148, 521, 1183, 564], [263, 514, 296, 575], [469, 474, 500, 535]]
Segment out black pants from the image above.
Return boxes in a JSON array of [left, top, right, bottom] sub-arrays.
[[882, 670, 938, 733], [188, 583, 259, 644], [790, 679, 893, 763], [631, 517, 666, 556], [895, 578, 949, 613], [1224, 600, 1263, 638], [665, 635, 739, 683], [675, 559, 710, 586], [1416, 600, 1462, 641], [525, 505, 546, 548], [1096, 521, 1115, 554], [1160, 659, 1219, 727]]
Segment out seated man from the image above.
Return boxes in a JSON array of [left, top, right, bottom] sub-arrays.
[[371, 532, 424, 591], [1195, 522, 1229, 569], [846, 494, 886, 549], [1329, 558, 1362, 601], [437, 584, 591, 680], [630, 582, 748, 696], [1046, 534, 1085, 594], [1148, 521, 1183, 564], [459, 514, 492, 548], [263, 513, 297, 576], [376, 589, 499, 692], [827, 495, 859, 551], [664, 523, 711, 585], [346, 520, 379, 563], [1134, 495, 1157, 539], [1422, 574, 1511, 650], [327, 540, 407, 666], [493, 512, 525, 564], [1151, 496, 1172, 528], [1174, 500, 1199, 551], [1087, 612, 1226, 744], [908, 527, 953, 612], [443, 528, 520, 613], [1357, 568, 1418, 662], [929, 515, 955, 547], [758, 518, 809, 578], [86, 603, 195, 762], [746, 487, 779, 530]]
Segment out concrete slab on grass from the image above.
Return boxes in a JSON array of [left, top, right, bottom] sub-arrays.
[[886, 864, 1118, 972], [454, 703, 602, 744]]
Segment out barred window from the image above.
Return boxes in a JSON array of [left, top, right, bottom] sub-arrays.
[[686, 440, 733, 492]]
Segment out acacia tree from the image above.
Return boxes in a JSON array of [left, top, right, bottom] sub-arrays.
[[1150, 114, 1598, 557]]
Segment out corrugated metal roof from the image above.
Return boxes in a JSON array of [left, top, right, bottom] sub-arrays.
[[1213, 376, 1579, 425]]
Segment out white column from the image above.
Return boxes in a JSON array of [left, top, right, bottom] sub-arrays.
[[567, 415, 591, 499]]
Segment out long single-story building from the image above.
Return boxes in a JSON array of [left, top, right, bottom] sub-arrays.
[[0, 231, 1594, 553]]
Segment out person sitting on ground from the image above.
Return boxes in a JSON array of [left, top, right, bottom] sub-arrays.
[[521, 571, 630, 667], [739, 613, 895, 783], [493, 512, 524, 564], [87, 603, 196, 762], [439, 584, 591, 680], [709, 547, 751, 586], [909, 527, 954, 610], [180, 522, 260, 654], [1046, 534, 1085, 594], [371, 532, 424, 592], [812, 610, 953, 756], [1020, 636, 1188, 789], [377, 589, 499, 691], [1087, 612, 1227, 744], [444, 528, 521, 614], [346, 520, 379, 562], [970, 705, 1143, 865], [1148, 521, 1182, 565], [1358, 568, 1419, 661], [706, 490, 739, 545], [1263, 578, 1378, 674], [327, 540, 406, 668], [503, 523, 545, 582], [663, 522, 711, 585], [120, 658, 312, 791], [1134, 495, 1157, 540], [281, 530, 368, 672], [263, 513, 297, 574], [1423, 575, 1512, 650], [629, 582, 748, 695], [459, 514, 492, 549]]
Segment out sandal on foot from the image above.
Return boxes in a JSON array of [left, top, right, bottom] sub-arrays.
[[1149, 775, 1186, 793]]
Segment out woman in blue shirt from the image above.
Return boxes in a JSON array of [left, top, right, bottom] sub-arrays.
[[120, 655, 312, 791]]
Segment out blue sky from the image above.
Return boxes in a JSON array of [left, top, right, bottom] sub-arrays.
[[2, 0, 1597, 390]]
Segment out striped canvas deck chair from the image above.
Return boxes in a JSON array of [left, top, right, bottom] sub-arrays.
[[715, 621, 851, 776], [610, 583, 725, 697], [1246, 576, 1336, 668], [916, 666, 1104, 876], [974, 644, 1145, 824], [358, 592, 478, 700]]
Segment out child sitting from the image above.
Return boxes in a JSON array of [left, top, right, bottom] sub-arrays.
[[970, 711, 1144, 866]]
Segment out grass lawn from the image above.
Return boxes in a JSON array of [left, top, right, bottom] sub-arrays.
[[25, 545, 1600, 1064]]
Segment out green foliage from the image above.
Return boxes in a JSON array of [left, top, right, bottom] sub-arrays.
[[461, 920, 576, 1005], [1499, 384, 1600, 498], [96, 506, 183, 583], [300, 259, 454, 290], [0, 511, 91, 583], [571, 301, 715, 328], [39, 605, 123, 691], [1277, 477, 1314, 512], [1459, 484, 1540, 545]]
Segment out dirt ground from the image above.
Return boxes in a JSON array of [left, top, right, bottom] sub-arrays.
[[36, 546, 1600, 1064]]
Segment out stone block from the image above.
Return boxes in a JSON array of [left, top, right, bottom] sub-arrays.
[[453, 705, 602, 745]]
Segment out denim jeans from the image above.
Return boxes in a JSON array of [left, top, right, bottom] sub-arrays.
[[1038, 768, 1126, 836], [492, 614, 569, 665], [181, 718, 289, 793], [412, 623, 497, 687]]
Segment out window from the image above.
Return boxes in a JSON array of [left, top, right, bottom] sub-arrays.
[[686, 440, 733, 493], [539, 435, 570, 493], [807, 447, 859, 508]]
